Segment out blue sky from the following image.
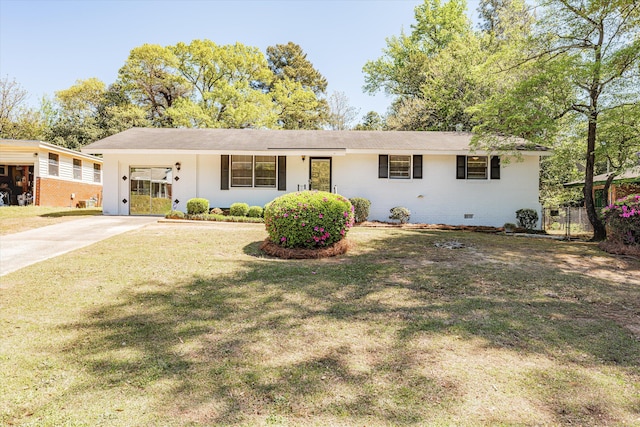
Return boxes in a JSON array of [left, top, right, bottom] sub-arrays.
[[0, 0, 481, 122]]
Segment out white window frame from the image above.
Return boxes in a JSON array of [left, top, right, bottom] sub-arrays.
[[93, 163, 101, 183], [388, 155, 411, 179], [48, 153, 59, 177], [466, 156, 488, 180], [73, 159, 82, 180]]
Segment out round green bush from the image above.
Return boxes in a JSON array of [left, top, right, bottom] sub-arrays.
[[165, 210, 185, 219], [349, 197, 371, 223], [230, 202, 249, 217], [264, 191, 355, 249], [187, 198, 209, 215], [389, 206, 411, 224], [247, 205, 263, 218]]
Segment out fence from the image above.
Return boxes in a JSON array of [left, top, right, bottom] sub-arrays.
[[542, 207, 594, 238]]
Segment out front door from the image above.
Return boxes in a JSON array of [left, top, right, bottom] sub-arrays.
[[129, 167, 173, 215], [309, 157, 331, 192]]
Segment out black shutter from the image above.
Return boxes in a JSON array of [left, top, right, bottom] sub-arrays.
[[379, 155, 388, 178], [221, 155, 229, 190], [456, 155, 466, 179], [277, 156, 286, 191], [413, 155, 423, 179], [491, 156, 501, 180]]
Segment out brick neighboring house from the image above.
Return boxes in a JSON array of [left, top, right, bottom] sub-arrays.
[[0, 139, 103, 207]]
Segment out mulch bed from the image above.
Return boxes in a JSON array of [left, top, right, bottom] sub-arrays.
[[358, 221, 505, 233], [260, 239, 353, 259], [598, 241, 640, 258]]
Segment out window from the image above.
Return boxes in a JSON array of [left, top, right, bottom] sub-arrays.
[[457, 156, 500, 180], [389, 155, 411, 179], [48, 153, 59, 176], [231, 155, 276, 188], [73, 159, 82, 180], [378, 155, 422, 179], [467, 156, 488, 179], [254, 156, 277, 187], [231, 155, 254, 187], [93, 163, 101, 183]]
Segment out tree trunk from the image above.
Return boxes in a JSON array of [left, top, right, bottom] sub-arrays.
[[603, 172, 616, 207], [584, 118, 606, 241]]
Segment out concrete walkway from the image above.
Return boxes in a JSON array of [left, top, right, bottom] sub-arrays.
[[0, 216, 158, 277]]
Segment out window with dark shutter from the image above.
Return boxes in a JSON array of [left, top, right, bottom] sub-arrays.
[[491, 156, 501, 180], [456, 156, 466, 179], [413, 155, 422, 179], [221, 155, 229, 190], [379, 155, 389, 178], [278, 156, 286, 191]]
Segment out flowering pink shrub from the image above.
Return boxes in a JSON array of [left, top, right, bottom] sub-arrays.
[[602, 194, 640, 246], [264, 191, 355, 249]]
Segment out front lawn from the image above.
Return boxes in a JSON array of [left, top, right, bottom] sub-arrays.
[[1, 223, 638, 426]]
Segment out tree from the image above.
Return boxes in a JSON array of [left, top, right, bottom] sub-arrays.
[[363, 0, 487, 131], [265, 42, 329, 129], [0, 77, 48, 141], [266, 42, 328, 95], [354, 111, 385, 130], [46, 79, 149, 148], [0, 76, 28, 122], [471, 0, 640, 240], [118, 44, 190, 127], [326, 91, 360, 130], [170, 40, 278, 128]]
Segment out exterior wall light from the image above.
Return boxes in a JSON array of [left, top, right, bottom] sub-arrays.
[[175, 162, 181, 171]]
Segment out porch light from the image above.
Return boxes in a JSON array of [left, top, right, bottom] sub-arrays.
[[175, 162, 181, 171], [301, 155, 306, 162]]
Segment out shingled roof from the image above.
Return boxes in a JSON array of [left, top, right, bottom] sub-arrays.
[[82, 128, 549, 154]]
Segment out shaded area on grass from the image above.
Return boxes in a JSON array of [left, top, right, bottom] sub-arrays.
[[2, 226, 639, 426], [50, 229, 640, 426]]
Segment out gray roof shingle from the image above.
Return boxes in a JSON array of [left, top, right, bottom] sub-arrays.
[[81, 128, 549, 154]]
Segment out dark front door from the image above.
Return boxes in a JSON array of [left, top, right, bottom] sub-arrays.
[[309, 157, 331, 192]]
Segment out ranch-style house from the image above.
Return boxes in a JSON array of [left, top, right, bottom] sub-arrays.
[[82, 128, 550, 227]]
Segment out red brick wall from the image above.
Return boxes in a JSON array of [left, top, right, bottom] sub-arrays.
[[35, 177, 102, 207]]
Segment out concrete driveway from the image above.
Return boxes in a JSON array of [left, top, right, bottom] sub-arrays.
[[0, 216, 158, 277]]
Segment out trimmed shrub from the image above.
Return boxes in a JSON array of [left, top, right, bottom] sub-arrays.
[[230, 202, 249, 217], [187, 198, 209, 215], [602, 194, 640, 246], [515, 208, 538, 230], [349, 197, 371, 223], [165, 210, 185, 219], [264, 190, 355, 249], [247, 205, 263, 218], [389, 206, 411, 224], [209, 207, 224, 215]]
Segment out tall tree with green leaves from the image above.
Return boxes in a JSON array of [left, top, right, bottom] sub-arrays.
[[170, 40, 277, 128], [363, 0, 488, 131], [354, 111, 386, 130], [471, 0, 640, 240], [118, 44, 190, 127], [265, 42, 329, 129]]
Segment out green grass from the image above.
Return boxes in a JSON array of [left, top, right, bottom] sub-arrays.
[[1, 223, 639, 426], [0, 206, 102, 235]]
